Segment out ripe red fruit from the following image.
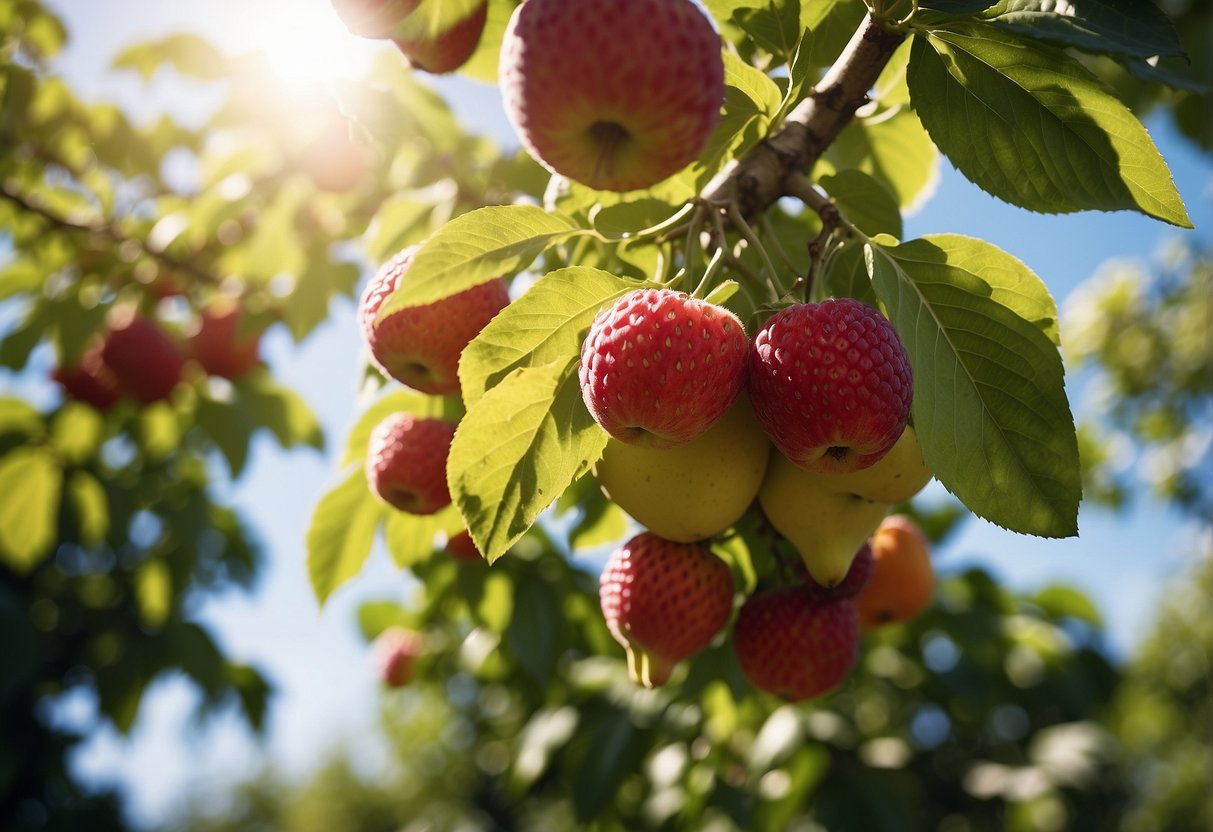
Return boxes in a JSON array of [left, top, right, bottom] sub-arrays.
[[100, 311, 184, 405], [802, 543, 875, 602], [394, 0, 487, 74], [359, 246, 510, 395], [188, 304, 261, 379], [372, 625, 424, 687], [579, 289, 748, 448], [52, 343, 121, 411], [443, 529, 482, 563], [733, 588, 859, 702], [499, 0, 724, 191], [748, 298, 912, 473], [599, 532, 735, 688], [330, 0, 411, 38], [365, 412, 455, 514]]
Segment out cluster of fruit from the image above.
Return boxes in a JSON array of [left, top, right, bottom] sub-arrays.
[[53, 300, 263, 411], [331, 0, 489, 75], [584, 288, 933, 699]]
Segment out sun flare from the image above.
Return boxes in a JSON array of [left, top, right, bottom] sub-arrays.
[[240, 0, 373, 91]]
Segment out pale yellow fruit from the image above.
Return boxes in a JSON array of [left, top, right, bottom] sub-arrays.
[[821, 425, 933, 504], [595, 396, 771, 543], [758, 451, 890, 586]]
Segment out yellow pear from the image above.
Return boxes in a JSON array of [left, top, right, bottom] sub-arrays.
[[758, 451, 890, 586], [595, 396, 771, 542], [822, 425, 933, 504]]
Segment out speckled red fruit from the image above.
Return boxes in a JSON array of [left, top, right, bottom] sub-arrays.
[[599, 532, 734, 687], [394, 0, 487, 74], [444, 529, 482, 563], [748, 299, 912, 473], [733, 588, 859, 702], [53, 343, 121, 411], [365, 412, 455, 514], [188, 304, 261, 379], [802, 543, 875, 602], [100, 312, 184, 405], [359, 246, 510, 395], [580, 289, 748, 448], [499, 0, 724, 191], [372, 626, 423, 687]]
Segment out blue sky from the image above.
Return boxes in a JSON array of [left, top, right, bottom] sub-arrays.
[[22, 0, 1213, 826]]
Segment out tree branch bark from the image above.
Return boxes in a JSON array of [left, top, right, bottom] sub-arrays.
[[704, 13, 906, 217]]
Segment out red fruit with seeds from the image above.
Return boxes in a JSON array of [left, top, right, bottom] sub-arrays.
[[802, 543, 875, 602], [499, 0, 724, 191], [599, 532, 734, 688], [53, 342, 121, 411], [372, 625, 424, 687], [359, 246, 510, 395], [188, 303, 262, 379], [580, 289, 748, 448], [444, 529, 482, 563], [100, 311, 184, 405], [748, 298, 912, 473], [733, 587, 859, 702], [365, 412, 455, 514]]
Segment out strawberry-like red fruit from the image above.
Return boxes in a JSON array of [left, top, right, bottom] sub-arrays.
[[365, 412, 455, 514], [188, 303, 262, 380], [372, 625, 424, 687], [599, 532, 735, 687], [733, 587, 858, 702], [53, 342, 121, 411], [748, 298, 912, 473], [359, 246, 510, 395], [580, 289, 748, 448], [100, 311, 184, 405]]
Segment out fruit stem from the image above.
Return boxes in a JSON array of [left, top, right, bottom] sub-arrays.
[[759, 215, 803, 290], [709, 209, 777, 305], [679, 203, 708, 291], [727, 202, 782, 301], [690, 246, 727, 299]]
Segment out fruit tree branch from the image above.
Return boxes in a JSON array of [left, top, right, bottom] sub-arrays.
[[704, 13, 906, 218]]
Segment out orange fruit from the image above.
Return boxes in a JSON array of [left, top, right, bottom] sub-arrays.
[[854, 514, 934, 630]]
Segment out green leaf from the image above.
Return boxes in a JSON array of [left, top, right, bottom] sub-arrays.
[[364, 193, 434, 262], [137, 403, 180, 462], [134, 559, 172, 629], [818, 169, 903, 238], [908, 27, 1191, 227], [195, 396, 251, 478], [1033, 584, 1102, 625], [307, 468, 386, 604], [736, 0, 802, 61], [803, 0, 867, 68], [66, 470, 108, 547], [505, 572, 562, 687], [723, 49, 783, 119], [822, 242, 878, 307], [979, 0, 1184, 60], [455, 0, 513, 82], [460, 267, 645, 405], [448, 363, 609, 562], [827, 106, 939, 211], [112, 34, 231, 80], [868, 235, 1080, 537], [239, 374, 325, 451], [356, 600, 412, 641], [572, 709, 650, 823], [50, 402, 104, 464], [568, 489, 629, 552], [0, 398, 44, 437], [0, 447, 62, 572], [377, 205, 587, 316], [382, 505, 462, 569]]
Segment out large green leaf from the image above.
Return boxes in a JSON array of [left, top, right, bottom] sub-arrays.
[[307, 468, 386, 604], [980, 0, 1184, 59], [908, 27, 1191, 227], [828, 106, 939, 211], [0, 446, 62, 572], [448, 362, 608, 562], [376, 205, 587, 316], [868, 235, 1080, 537], [459, 267, 646, 405]]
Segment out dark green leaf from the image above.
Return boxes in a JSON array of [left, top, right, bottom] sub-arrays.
[[979, 0, 1184, 60]]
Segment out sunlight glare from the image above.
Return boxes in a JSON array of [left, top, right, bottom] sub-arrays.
[[240, 0, 373, 91]]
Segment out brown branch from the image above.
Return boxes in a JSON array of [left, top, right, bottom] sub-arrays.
[[0, 180, 221, 288], [704, 13, 906, 218]]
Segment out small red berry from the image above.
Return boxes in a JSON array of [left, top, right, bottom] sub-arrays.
[[748, 298, 912, 473], [365, 412, 455, 514], [372, 625, 423, 687], [100, 311, 184, 405], [733, 588, 859, 702], [359, 246, 510, 395], [599, 532, 735, 687], [53, 342, 121, 411], [444, 529, 482, 563], [188, 303, 262, 379], [580, 289, 748, 448], [394, 0, 487, 74]]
